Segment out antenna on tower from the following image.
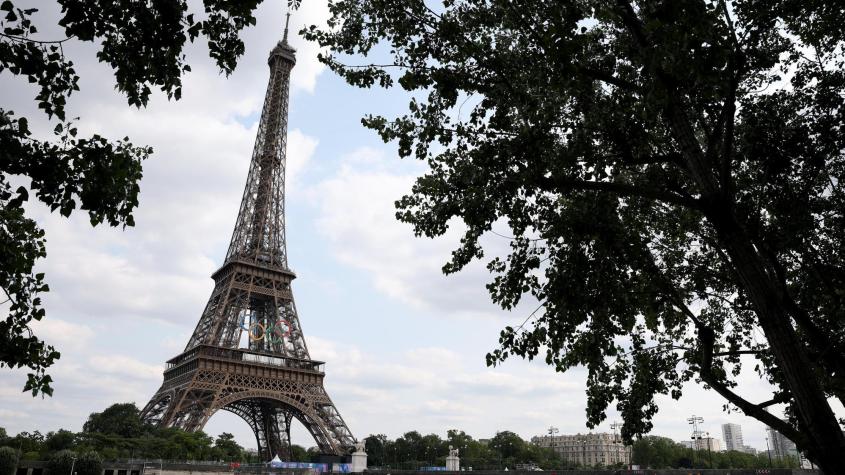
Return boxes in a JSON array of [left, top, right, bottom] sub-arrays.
[[283, 12, 291, 43]]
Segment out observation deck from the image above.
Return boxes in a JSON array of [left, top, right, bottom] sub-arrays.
[[162, 344, 325, 386]]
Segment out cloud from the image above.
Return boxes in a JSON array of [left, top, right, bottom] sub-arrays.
[[31, 319, 95, 352], [310, 148, 521, 320], [89, 356, 163, 381]]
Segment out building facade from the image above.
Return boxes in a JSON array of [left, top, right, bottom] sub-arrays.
[[680, 435, 722, 452], [766, 426, 798, 461], [532, 433, 631, 467], [721, 423, 744, 452]]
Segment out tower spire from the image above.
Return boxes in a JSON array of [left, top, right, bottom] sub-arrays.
[[223, 17, 296, 271], [283, 12, 291, 44]]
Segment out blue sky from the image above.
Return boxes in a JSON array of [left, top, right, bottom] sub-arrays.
[[1, 0, 836, 454]]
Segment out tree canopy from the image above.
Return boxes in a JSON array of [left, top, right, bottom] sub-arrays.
[[0, 0, 289, 396], [0, 403, 259, 462], [82, 403, 144, 439], [306, 0, 845, 471], [631, 435, 797, 469], [363, 430, 561, 470]]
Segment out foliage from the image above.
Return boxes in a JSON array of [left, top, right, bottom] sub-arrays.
[[306, 0, 845, 470], [8, 431, 44, 456], [82, 403, 144, 439], [213, 433, 242, 461], [289, 444, 308, 462], [0, 447, 18, 475], [73, 451, 101, 475], [0, 404, 249, 462], [0, 0, 299, 396], [1, 415, 802, 470], [631, 436, 798, 469], [47, 449, 76, 475], [45, 430, 75, 453], [364, 429, 559, 470]]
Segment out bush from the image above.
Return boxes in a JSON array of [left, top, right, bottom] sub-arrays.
[[48, 450, 77, 475], [75, 451, 102, 475], [0, 447, 19, 475]]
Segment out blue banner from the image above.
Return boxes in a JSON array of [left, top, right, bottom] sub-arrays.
[[269, 461, 329, 472]]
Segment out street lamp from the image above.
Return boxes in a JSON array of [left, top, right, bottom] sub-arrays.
[[69, 456, 77, 475], [581, 439, 587, 468], [547, 427, 559, 468], [686, 415, 703, 466], [765, 436, 773, 467]]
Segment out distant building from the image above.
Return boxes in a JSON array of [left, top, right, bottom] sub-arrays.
[[680, 433, 722, 452], [721, 423, 744, 452], [742, 445, 757, 455], [532, 433, 631, 467], [766, 426, 798, 461]]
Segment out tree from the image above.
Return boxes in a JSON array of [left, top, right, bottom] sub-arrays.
[[213, 433, 243, 461], [364, 434, 389, 466], [0, 0, 297, 396], [46, 449, 75, 475], [632, 436, 685, 468], [44, 430, 76, 454], [74, 451, 101, 475], [0, 447, 18, 475], [488, 431, 525, 461], [83, 403, 144, 438], [306, 0, 845, 471], [289, 444, 308, 462], [9, 431, 44, 456]]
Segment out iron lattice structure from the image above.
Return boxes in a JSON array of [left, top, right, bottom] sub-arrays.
[[141, 18, 355, 461]]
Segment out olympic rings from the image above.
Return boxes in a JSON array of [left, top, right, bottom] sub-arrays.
[[238, 315, 292, 344]]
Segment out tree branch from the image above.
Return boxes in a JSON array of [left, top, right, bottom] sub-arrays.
[[713, 349, 765, 357], [697, 323, 809, 450], [537, 175, 704, 210], [578, 66, 641, 92], [0, 32, 74, 44]]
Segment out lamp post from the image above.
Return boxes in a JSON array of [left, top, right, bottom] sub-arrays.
[[69, 456, 77, 475], [765, 436, 773, 467], [547, 427, 558, 469], [581, 439, 587, 468], [686, 415, 703, 467]]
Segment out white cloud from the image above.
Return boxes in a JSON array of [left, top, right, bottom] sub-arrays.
[[31, 319, 95, 352], [310, 148, 517, 320], [89, 356, 163, 381], [0, 409, 28, 420]]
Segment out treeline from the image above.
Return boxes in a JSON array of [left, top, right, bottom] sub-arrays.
[[0, 403, 305, 463], [1, 403, 803, 471], [362, 430, 564, 470], [631, 436, 800, 469]]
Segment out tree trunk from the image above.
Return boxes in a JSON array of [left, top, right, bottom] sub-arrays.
[[714, 220, 845, 471], [612, 3, 845, 468], [662, 100, 845, 472]]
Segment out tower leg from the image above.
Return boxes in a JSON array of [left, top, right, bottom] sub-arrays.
[[225, 399, 293, 461]]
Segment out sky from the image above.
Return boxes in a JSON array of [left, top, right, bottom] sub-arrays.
[[1, 0, 839, 455]]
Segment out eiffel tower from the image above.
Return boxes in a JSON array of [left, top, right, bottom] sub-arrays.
[[140, 15, 355, 461]]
